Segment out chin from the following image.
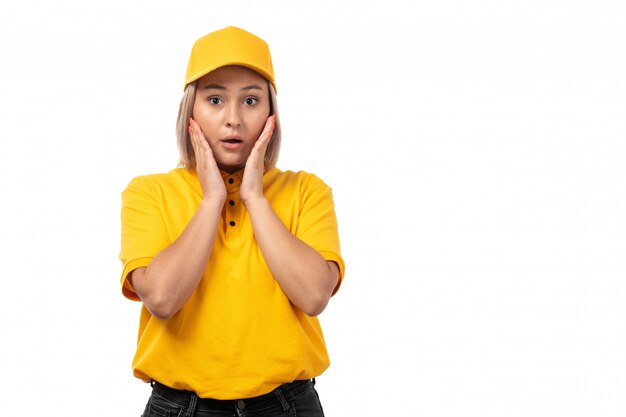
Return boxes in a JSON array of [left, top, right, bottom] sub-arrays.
[[218, 161, 246, 173], [216, 154, 249, 171]]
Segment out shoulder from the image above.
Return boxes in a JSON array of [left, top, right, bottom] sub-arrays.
[[124, 168, 193, 194], [266, 168, 332, 191]]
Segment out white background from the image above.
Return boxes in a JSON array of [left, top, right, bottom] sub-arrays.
[[1, 0, 625, 416]]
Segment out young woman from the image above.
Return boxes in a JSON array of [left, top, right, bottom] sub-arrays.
[[119, 26, 345, 416]]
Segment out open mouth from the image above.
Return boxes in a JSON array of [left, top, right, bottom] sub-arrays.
[[222, 139, 243, 144]]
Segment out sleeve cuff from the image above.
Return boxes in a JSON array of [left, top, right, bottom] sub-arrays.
[[120, 257, 153, 301], [318, 250, 345, 296]]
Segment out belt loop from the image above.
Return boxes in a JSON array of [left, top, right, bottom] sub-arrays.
[[274, 386, 290, 413], [312, 378, 316, 386], [185, 392, 198, 417]]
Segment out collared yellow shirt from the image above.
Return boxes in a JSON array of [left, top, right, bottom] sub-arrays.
[[119, 167, 344, 399]]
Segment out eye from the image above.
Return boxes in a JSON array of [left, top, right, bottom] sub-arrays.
[[208, 97, 222, 105], [244, 97, 258, 106]]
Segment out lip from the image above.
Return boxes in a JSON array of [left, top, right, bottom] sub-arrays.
[[221, 142, 244, 150], [220, 135, 244, 150]]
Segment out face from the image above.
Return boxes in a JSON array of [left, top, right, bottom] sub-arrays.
[[192, 65, 271, 173]]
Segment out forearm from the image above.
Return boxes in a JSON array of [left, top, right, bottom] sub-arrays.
[[245, 197, 338, 316], [132, 197, 224, 319]]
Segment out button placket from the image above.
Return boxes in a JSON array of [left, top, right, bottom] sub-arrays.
[[226, 197, 237, 228], [225, 175, 240, 230]]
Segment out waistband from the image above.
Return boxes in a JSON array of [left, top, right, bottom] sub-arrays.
[[151, 379, 315, 413]]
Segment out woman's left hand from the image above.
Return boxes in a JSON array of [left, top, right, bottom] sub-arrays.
[[240, 115, 275, 205]]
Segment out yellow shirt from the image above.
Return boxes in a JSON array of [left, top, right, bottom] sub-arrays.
[[119, 167, 344, 399]]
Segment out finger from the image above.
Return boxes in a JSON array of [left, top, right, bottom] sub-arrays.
[[194, 121, 215, 161], [190, 119, 208, 150], [189, 119, 199, 150], [258, 115, 275, 144], [252, 115, 275, 155], [192, 119, 219, 172], [190, 119, 205, 167]]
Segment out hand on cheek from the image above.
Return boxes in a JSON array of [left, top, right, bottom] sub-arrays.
[[189, 118, 226, 202], [240, 115, 276, 205]]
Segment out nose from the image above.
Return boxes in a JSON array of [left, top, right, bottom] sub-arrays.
[[225, 103, 241, 128]]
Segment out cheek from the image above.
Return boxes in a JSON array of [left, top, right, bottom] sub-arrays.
[[192, 104, 218, 136], [250, 113, 269, 135], [191, 99, 202, 118], [192, 102, 210, 120]]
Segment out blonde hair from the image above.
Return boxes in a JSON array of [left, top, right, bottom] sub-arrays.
[[176, 80, 281, 169]]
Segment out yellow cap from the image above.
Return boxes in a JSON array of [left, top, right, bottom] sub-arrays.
[[184, 26, 276, 92]]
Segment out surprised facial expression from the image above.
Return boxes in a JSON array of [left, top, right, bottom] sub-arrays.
[[192, 65, 271, 173]]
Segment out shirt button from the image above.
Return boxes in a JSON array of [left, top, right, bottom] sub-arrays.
[[229, 200, 235, 206], [229, 221, 236, 227], [237, 400, 245, 409], [228, 178, 234, 184]]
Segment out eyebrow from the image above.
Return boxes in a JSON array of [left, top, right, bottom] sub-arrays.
[[201, 84, 264, 91]]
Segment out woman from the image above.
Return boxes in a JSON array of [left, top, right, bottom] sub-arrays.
[[119, 26, 345, 416]]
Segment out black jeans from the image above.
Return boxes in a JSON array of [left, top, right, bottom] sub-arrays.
[[141, 379, 325, 417]]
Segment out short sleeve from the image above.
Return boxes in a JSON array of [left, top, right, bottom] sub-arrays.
[[295, 175, 345, 295], [119, 177, 171, 301]]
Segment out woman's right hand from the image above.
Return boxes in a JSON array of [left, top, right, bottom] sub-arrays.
[[189, 118, 226, 203], [131, 120, 227, 320]]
